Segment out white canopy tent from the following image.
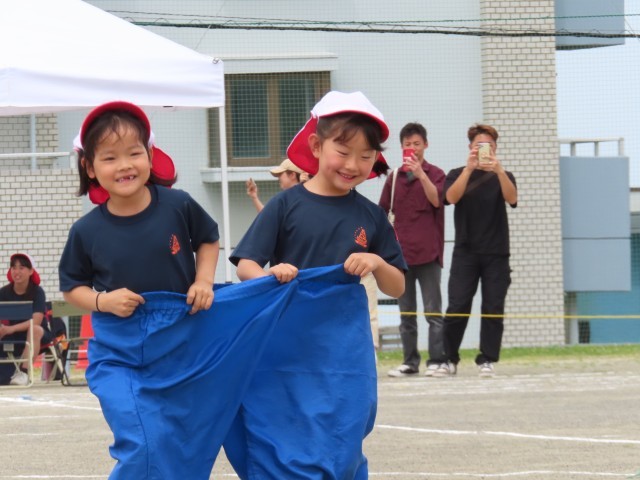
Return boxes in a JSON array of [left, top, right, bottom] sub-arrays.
[[0, 0, 224, 114], [0, 0, 233, 280]]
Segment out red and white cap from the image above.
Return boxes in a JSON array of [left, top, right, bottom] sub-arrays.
[[286, 91, 389, 179], [7, 253, 40, 286], [74, 101, 177, 204]]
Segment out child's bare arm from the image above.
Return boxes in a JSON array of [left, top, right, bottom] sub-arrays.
[[237, 259, 269, 281], [344, 253, 405, 298], [187, 241, 219, 314], [63, 285, 145, 318], [237, 259, 298, 283]]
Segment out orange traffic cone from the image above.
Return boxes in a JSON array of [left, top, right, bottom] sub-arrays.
[[75, 314, 94, 369]]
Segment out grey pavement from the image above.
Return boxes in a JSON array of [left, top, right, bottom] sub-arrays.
[[1, 358, 639, 479]]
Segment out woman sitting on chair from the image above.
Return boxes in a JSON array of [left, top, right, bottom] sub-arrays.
[[0, 253, 52, 386]]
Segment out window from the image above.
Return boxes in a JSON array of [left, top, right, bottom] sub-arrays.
[[208, 72, 330, 167]]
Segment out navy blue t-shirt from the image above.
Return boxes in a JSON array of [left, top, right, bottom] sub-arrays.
[[444, 168, 517, 255], [59, 185, 219, 295], [230, 184, 407, 272]]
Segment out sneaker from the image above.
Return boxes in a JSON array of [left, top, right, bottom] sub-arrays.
[[10, 369, 29, 386], [387, 364, 419, 377], [424, 364, 439, 377], [433, 362, 456, 378], [478, 362, 495, 378]]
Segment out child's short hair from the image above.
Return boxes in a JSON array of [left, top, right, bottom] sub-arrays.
[[74, 101, 177, 203], [287, 91, 389, 178], [468, 123, 499, 143], [399, 122, 427, 143]]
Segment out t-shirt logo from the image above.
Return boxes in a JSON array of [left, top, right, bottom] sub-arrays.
[[170, 234, 181, 255], [354, 227, 368, 248]]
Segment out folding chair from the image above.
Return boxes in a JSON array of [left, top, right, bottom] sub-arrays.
[[59, 335, 91, 386], [39, 303, 69, 384], [59, 313, 94, 387], [0, 301, 35, 387]]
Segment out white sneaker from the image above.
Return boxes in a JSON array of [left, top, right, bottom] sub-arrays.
[[10, 369, 29, 386], [433, 362, 456, 378], [478, 362, 495, 378], [424, 364, 439, 377], [387, 364, 419, 377]]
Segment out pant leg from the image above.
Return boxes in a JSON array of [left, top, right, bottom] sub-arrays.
[[476, 255, 512, 365], [415, 262, 445, 365], [444, 250, 481, 365], [397, 267, 420, 369]]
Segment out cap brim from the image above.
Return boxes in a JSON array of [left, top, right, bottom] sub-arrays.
[[88, 184, 111, 205], [151, 146, 176, 181], [287, 117, 320, 176]]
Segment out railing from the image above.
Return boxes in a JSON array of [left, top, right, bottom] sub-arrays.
[[559, 137, 625, 157], [0, 151, 74, 171]]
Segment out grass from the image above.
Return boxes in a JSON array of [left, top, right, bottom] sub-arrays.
[[377, 344, 640, 370]]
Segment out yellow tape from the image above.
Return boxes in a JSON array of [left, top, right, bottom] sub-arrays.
[[379, 311, 640, 320]]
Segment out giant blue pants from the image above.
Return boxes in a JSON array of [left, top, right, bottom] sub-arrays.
[[86, 265, 377, 479]]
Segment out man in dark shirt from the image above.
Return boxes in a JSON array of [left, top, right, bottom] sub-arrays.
[[443, 124, 517, 377], [379, 123, 447, 377]]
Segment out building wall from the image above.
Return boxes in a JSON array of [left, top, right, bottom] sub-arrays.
[[0, 1, 567, 346], [0, 114, 59, 168], [0, 170, 82, 301], [480, 0, 565, 346]]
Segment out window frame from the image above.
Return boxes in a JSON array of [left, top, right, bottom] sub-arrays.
[[209, 71, 330, 168]]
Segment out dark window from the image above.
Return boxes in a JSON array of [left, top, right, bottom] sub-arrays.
[[208, 72, 330, 167]]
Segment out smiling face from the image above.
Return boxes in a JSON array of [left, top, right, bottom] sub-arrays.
[[87, 126, 152, 206], [9, 259, 33, 289], [307, 129, 378, 196]]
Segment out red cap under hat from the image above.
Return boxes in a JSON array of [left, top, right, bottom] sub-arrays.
[[286, 91, 389, 179], [77, 101, 177, 205], [7, 253, 40, 286]]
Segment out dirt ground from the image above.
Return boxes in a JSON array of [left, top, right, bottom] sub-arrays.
[[1, 357, 639, 479]]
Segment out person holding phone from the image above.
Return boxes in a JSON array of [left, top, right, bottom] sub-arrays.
[[442, 123, 517, 378], [379, 122, 447, 378]]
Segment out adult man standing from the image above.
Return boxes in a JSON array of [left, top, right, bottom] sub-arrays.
[[443, 124, 517, 377], [380, 122, 447, 377]]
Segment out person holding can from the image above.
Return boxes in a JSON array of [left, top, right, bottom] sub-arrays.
[[442, 123, 517, 378]]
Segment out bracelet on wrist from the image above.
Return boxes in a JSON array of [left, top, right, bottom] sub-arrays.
[[96, 292, 102, 312]]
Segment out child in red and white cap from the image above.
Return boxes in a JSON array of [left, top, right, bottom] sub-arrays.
[[0, 253, 52, 385], [60, 101, 219, 317], [229, 91, 407, 478], [58, 101, 220, 476]]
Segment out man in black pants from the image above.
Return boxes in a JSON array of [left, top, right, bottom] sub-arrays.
[[443, 124, 517, 377]]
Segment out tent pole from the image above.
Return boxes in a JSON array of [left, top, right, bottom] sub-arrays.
[[218, 106, 232, 283], [30, 115, 37, 171]]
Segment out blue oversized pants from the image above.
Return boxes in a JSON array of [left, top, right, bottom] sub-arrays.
[[86, 265, 377, 479]]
